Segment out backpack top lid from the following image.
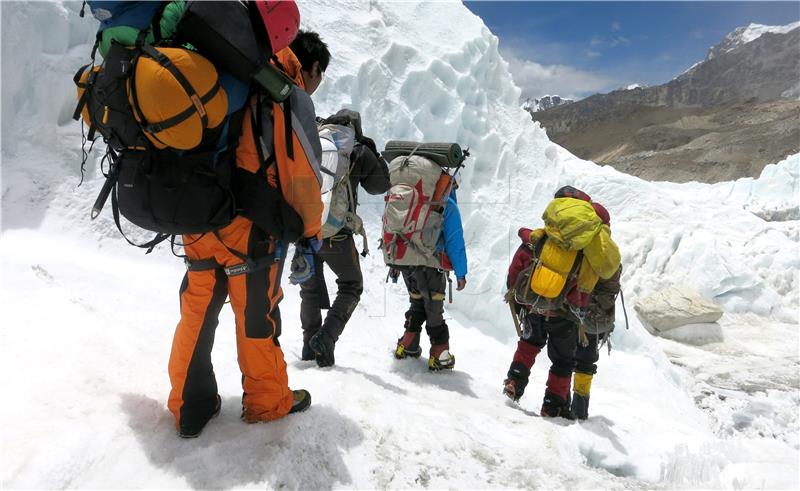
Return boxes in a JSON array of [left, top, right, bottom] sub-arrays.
[[542, 197, 602, 251]]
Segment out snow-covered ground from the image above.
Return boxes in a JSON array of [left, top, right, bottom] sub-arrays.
[[2, 1, 798, 489]]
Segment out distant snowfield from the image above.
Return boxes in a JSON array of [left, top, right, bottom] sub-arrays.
[[1, 1, 798, 489]]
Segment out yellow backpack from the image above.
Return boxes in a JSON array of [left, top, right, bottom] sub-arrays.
[[514, 206, 621, 313]]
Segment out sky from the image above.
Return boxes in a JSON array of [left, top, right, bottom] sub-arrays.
[[465, 1, 800, 101]]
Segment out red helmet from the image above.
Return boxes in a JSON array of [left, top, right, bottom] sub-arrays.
[[253, 0, 300, 53]]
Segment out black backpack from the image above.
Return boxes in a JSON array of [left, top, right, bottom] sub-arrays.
[[74, 1, 281, 252]]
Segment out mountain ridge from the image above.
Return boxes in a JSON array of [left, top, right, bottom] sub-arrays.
[[533, 24, 800, 182]]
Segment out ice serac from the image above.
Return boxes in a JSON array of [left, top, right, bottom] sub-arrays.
[[3, 0, 796, 336], [296, 1, 799, 332], [635, 286, 723, 333]]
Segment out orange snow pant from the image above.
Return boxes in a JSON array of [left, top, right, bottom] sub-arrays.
[[168, 216, 293, 430]]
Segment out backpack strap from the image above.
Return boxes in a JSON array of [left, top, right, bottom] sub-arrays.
[[150, 1, 170, 45], [281, 93, 294, 160]]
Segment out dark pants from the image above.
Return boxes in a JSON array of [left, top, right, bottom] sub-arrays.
[[299, 235, 363, 343], [400, 266, 449, 345], [574, 331, 606, 374], [520, 313, 578, 377]]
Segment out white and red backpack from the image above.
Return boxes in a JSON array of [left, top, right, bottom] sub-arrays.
[[381, 155, 455, 270]]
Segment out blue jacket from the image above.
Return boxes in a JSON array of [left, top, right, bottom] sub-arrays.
[[438, 190, 468, 280]]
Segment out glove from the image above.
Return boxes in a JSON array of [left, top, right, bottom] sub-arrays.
[[288, 243, 316, 285]]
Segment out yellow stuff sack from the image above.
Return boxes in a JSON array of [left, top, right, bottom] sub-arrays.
[[583, 225, 621, 279], [542, 198, 602, 251], [129, 47, 227, 150], [530, 238, 578, 298]]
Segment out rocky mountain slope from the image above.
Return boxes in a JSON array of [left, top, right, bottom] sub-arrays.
[[533, 24, 800, 182]]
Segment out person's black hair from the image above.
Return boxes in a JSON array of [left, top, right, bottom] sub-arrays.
[[289, 30, 331, 73]]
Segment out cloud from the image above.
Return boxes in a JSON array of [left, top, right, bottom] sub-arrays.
[[586, 51, 602, 58], [500, 48, 617, 100], [611, 21, 622, 31], [610, 35, 630, 47], [590, 35, 631, 49]]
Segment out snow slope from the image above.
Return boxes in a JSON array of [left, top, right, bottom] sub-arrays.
[[2, 1, 798, 489]]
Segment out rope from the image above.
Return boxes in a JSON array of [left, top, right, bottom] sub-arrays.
[[620, 289, 630, 330]]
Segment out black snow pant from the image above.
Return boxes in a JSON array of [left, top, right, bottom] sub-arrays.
[[299, 234, 363, 344], [400, 266, 449, 345], [521, 313, 578, 377], [574, 331, 607, 375]]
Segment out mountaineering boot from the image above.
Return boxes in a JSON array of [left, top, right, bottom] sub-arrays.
[[503, 366, 529, 401], [540, 371, 573, 419], [571, 393, 590, 420], [242, 390, 312, 423], [395, 330, 422, 359], [503, 378, 520, 401], [289, 389, 312, 414], [309, 329, 335, 367], [503, 340, 539, 401], [178, 394, 221, 438], [428, 343, 455, 371], [301, 342, 316, 361], [570, 371, 593, 420], [541, 391, 573, 419]]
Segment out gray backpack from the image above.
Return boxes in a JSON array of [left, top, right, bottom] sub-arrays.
[[318, 124, 368, 253], [381, 155, 452, 269]]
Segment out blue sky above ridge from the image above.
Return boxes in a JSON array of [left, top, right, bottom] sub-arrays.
[[465, 1, 800, 101]]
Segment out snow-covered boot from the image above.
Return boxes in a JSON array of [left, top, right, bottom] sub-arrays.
[[428, 343, 455, 371], [309, 329, 336, 367], [540, 371, 573, 419], [178, 394, 221, 438], [504, 341, 541, 401], [289, 389, 312, 414], [301, 342, 316, 361], [570, 371, 593, 420], [395, 330, 422, 358]]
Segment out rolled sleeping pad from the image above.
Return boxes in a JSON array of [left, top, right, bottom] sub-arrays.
[[382, 141, 465, 168]]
